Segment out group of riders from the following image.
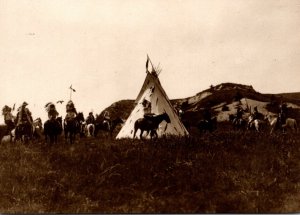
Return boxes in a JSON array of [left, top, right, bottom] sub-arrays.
[[1, 100, 112, 141], [1, 97, 291, 140], [176, 100, 289, 132], [231, 102, 289, 129]]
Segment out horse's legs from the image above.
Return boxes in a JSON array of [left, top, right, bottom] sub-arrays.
[[86, 125, 90, 137], [54, 135, 57, 144], [14, 127, 19, 143], [256, 124, 260, 132], [140, 130, 144, 140], [9, 131, 13, 143], [133, 128, 137, 139], [64, 130, 68, 143], [151, 130, 158, 140], [70, 132, 74, 144], [91, 125, 95, 137], [155, 130, 158, 139], [50, 134, 55, 144], [282, 124, 286, 133], [69, 132, 72, 144]]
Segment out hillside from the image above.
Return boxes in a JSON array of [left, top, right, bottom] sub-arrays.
[[276, 92, 300, 102], [101, 83, 300, 126]]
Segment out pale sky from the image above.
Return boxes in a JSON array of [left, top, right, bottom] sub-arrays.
[[1, 0, 300, 123]]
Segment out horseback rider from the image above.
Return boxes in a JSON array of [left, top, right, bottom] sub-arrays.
[[203, 107, 212, 123], [233, 106, 244, 125], [86, 112, 95, 125], [103, 110, 111, 123], [142, 99, 154, 119], [2, 105, 15, 131], [65, 100, 77, 121], [278, 103, 288, 126], [236, 106, 243, 118], [16, 102, 33, 126], [248, 106, 260, 128], [45, 102, 59, 121], [102, 110, 111, 130]]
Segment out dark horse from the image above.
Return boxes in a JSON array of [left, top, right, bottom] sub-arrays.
[[229, 114, 247, 130], [197, 117, 217, 133], [44, 117, 62, 144], [64, 112, 84, 144], [95, 117, 124, 137], [14, 112, 33, 143], [133, 112, 171, 140], [14, 122, 33, 143]]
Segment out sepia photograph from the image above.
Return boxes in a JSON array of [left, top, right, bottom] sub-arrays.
[[0, 0, 300, 213]]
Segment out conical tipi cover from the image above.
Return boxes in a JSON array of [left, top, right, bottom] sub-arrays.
[[116, 70, 189, 139]]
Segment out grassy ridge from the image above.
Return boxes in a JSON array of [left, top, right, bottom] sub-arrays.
[[0, 129, 300, 213]]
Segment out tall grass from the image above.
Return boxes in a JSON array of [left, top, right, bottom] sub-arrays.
[[0, 129, 299, 213]]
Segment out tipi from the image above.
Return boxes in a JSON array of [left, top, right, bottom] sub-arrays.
[[116, 57, 189, 139]]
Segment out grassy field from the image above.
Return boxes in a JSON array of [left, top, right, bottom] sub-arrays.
[[0, 126, 300, 213]]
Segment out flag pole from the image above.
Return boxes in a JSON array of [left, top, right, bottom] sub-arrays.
[[147, 54, 155, 72], [69, 85, 72, 100]]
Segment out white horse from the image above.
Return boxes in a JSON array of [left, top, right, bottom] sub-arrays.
[[85, 123, 95, 137], [248, 115, 266, 132], [282, 118, 298, 133], [265, 113, 298, 134]]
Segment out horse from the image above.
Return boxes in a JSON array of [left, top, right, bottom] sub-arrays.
[[32, 118, 44, 140], [0, 123, 15, 143], [64, 112, 85, 144], [247, 114, 267, 132], [95, 117, 124, 137], [13, 111, 34, 143], [282, 119, 298, 133], [197, 117, 217, 133], [14, 122, 33, 143], [44, 117, 62, 144], [229, 114, 247, 130], [265, 113, 297, 134], [1, 110, 16, 142], [85, 123, 95, 137], [133, 112, 171, 140], [0, 124, 10, 143]]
